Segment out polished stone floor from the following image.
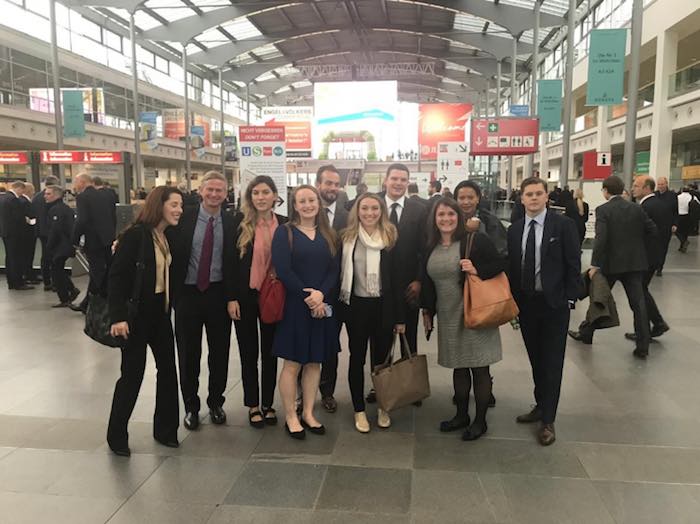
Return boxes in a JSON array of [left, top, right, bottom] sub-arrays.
[[2, 239, 700, 523]]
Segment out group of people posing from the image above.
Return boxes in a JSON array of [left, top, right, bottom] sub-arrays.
[[105, 165, 587, 458]]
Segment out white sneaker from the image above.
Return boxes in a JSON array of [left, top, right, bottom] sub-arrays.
[[354, 411, 370, 433], [377, 408, 391, 428]]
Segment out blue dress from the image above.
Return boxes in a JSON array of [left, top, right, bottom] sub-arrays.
[[271, 225, 340, 364]]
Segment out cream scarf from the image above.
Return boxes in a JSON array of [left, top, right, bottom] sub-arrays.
[[340, 226, 385, 304]]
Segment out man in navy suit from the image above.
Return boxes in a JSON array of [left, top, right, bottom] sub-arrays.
[[507, 177, 581, 446]]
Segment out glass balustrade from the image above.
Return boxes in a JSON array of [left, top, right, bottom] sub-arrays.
[[669, 62, 700, 99]]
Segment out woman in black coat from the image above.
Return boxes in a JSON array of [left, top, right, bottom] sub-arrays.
[[107, 186, 183, 457], [230, 175, 288, 428]]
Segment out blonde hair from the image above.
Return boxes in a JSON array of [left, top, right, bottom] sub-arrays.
[[342, 193, 397, 249], [289, 185, 338, 257], [237, 176, 277, 258], [201, 171, 226, 186], [574, 188, 585, 215]]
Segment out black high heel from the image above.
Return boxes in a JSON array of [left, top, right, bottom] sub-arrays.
[[285, 423, 306, 440], [301, 418, 326, 435]]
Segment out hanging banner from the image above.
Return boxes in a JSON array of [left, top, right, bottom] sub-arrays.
[[635, 151, 650, 174], [163, 110, 211, 146], [62, 90, 85, 138], [538, 79, 563, 132], [262, 106, 313, 158], [470, 118, 539, 156], [139, 111, 158, 152], [586, 29, 627, 106], [239, 126, 287, 215], [418, 103, 472, 160]]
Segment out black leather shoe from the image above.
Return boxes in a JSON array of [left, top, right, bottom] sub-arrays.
[[568, 330, 592, 344], [321, 396, 337, 413], [413, 400, 423, 407], [285, 423, 306, 440], [538, 424, 556, 446], [439, 415, 470, 433], [69, 303, 87, 313], [650, 323, 670, 338], [633, 348, 648, 359], [52, 302, 72, 308], [655, 269, 663, 277], [624, 332, 638, 341], [301, 418, 326, 435], [184, 411, 200, 430], [43, 285, 54, 292], [365, 389, 377, 404], [462, 421, 488, 441], [154, 436, 179, 448], [12, 284, 34, 291], [516, 406, 542, 424], [210, 406, 226, 425], [109, 443, 131, 457], [68, 288, 80, 303]]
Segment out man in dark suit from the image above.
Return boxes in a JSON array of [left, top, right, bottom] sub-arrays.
[[654, 176, 677, 276], [314, 164, 349, 413], [33, 176, 59, 291], [2, 181, 33, 290], [569, 175, 657, 359], [508, 177, 581, 446], [626, 175, 670, 340], [428, 180, 442, 203], [19, 183, 39, 285], [45, 186, 79, 307], [72, 173, 117, 311], [407, 183, 429, 209], [168, 171, 237, 431]]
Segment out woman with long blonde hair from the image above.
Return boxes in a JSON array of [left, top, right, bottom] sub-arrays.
[[230, 175, 288, 428], [573, 188, 589, 245], [340, 193, 405, 433], [271, 185, 340, 439]]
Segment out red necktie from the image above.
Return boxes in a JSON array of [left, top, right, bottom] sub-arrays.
[[196, 216, 214, 292]]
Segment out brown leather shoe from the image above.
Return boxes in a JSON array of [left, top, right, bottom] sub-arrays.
[[516, 406, 542, 424], [538, 424, 556, 446]]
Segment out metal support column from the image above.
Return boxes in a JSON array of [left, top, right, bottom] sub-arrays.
[[622, 0, 644, 187], [561, 0, 576, 189], [496, 61, 502, 188], [508, 38, 517, 196], [486, 80, 492, 178], [527, 1, 540, 177], [182, 44, 191, 190], [219, 69, 226, 179], [129, 13, 142, 190], [246, 83, 251, 125], [49, 0, 65, 186]]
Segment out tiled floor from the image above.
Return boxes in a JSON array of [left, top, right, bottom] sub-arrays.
[[2, 241, 700, 523]]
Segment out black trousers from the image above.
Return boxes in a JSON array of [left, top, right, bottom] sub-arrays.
[[107, 294, 179, 448], [21, 234, 37, 280], [319, 320, 343, 398], [233, 292, 277, 408], [85, 246, 111, 295], [403, 305, 419, 356], [518, 294, 569, 425], [51, 256, 75, 302], [658, 233, 672, 271], [39, 236, 52, 284], [3, 236, 24, 288], [642, 269, 664, 328], [175, 282, 232, 413], [677, 215, 692, 247], [347, 296, 392, 412]]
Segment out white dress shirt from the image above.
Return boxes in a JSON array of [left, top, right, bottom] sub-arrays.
[[385, 194, 406, 223], [325, 201, 337, 226]]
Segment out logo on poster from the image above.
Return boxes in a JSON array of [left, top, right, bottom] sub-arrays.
[[273, 146, 284, 156], [253, 146, 262, 156]]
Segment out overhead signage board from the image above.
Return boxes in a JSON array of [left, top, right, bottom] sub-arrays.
[[418, 103, 471, 160], [0, 152, 29, 164], [509, 105, 529, 117], [437, 142, 469, 188], [39, 151, 123, 164], [62, 90, 86, 138], [262, 106, 313, 158], [538, 79, 563, 132], [469, 118, 539, 156], [239, 126, 287, 216], [583, 150, 612, 180], [635, 151, 650, 174], [586, 29, 627, 106]]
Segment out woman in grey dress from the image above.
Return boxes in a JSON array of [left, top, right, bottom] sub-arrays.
[[422, 198, 505, 441]]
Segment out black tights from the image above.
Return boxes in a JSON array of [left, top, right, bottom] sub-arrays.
[[453, 367, 491, 429]]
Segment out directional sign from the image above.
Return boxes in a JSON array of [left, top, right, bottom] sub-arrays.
[[509, 105, 529, 117], [39, 150, 123, 164], [437, 141, 469, 183], [470, 118, 539, 156], [583, 150, 612, 180]]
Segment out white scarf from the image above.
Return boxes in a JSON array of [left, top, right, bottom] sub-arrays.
[[340, 226, 385, 304]]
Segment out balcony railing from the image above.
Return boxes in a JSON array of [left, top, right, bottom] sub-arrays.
[[669, 62, 700, 99], [607, 83, 655, 120]]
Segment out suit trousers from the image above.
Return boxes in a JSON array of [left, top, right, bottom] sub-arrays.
[[658, 233, 672, 271], [319, 321, 342, 398], [39, 236, 51, 284], [403, 305, 419, 356], [175, 282, 232, 413], [347, 296, 392, 412], [642, 269, 664, 328], [3, 236, 24, 288], [21, 234, 37, 279], [85, 246, 111, 295], [608, 272, 650, 352], [51, 257, 75, 303], [677, 215, 692, 246], [233, 292, 278, 408], [107, 294, 179, 448], [518, 294, 569, 425]]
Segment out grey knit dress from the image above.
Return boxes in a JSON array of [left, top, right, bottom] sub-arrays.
[[426, 242, 503, 369]]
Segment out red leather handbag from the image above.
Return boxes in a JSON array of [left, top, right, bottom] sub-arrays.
[[259, 271, 285, 324]]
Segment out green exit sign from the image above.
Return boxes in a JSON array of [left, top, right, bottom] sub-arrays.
[[488, 123, 499, 133]]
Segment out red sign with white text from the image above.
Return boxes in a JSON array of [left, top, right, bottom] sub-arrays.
[[419, 103, 472, 160], [470, 118, 539, 156], [40, 150, 123, 164], [0, 152, 29, 164], [239, 126, 286, 143]]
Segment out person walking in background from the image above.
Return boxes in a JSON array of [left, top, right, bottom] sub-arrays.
[[230, 176, 287, 429], [33, 176, 59, 291], [271, 185, 340, 440], [19, 183, 39, 285], [45, 186, 80, 308], [339, 193, 403, 433], [107, 186, 183, 457], [1, 181, 32, 290], [654, 177, 677, 275], [676, 187, 699, 253], [508, 177, 581, 446], [572, 188, 589, 246], [428, 180, 442, 203], [422, 198, 505, 441]]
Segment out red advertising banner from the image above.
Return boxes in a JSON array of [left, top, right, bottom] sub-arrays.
[[418, 103, 472, 160], [582, 150, 612, 180], [265, 120, 312, 152], [40, 150, 123, 164], [162, 109, 211, 147], [0, 151, 29, 164], [239, 126, 286, 143], [470, 118, 539, 156]]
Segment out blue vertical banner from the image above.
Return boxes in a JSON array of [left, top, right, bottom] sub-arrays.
[[586, 29, 627, 106], [538, 79, 563, 132], [139, 111, 158, 151], [62, 90, 85, 137]]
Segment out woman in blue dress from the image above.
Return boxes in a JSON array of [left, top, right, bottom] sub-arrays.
[[271, 185, 340, 439]]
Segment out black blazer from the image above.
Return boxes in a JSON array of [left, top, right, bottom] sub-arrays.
[[507, 211, 582, 310], [108, 224, 158, 325], [230, 212, 289, 305], [1, 193, 26, 238], [656, 189, 679, 227], [73, 186, 117, 249], [331, 203, 349, 231], [422, 233, 506, 316], [391, 196, 428, 293], [641, 195, 673, 269], [32, 190, 50, 237], [591, 196, 657, 275], [167, 204, 238, 304], [46, 201, 75, 260]]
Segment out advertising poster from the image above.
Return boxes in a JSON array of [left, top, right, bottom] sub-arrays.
[[538, 79, 563, 132], [139, 111, 158, 151], [262, 106, 313, 158], [30, 87, 105, 124], [239, 126, 287, 215], [586, 29, 627, 106], [163, 109, 211, 146], [62, 90, 86, 138], [418, 103, 472, 160]]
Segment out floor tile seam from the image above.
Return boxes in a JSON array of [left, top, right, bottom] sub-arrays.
[[310, 462, 331, 511], [568, 440, 700, 451], [250, 458, 414, 474], [411, 469, 592, 482], [587, 478, 700, 487], [474, 471, 502, 522]]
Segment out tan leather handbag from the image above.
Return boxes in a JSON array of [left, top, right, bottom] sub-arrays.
[[463, 234, 519, 329]]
